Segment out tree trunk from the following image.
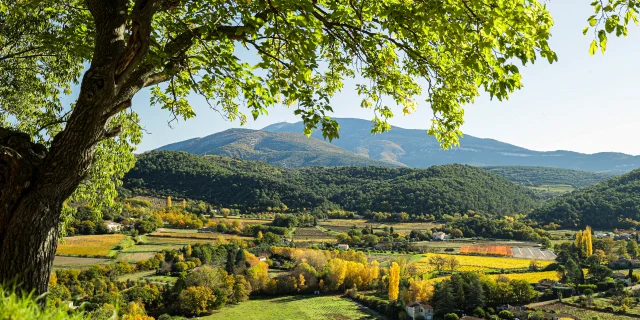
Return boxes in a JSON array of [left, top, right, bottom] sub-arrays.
[[0, 0, 169, 297], [0, 128, 61, 295]]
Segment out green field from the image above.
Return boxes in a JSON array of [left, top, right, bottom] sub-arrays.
[[203, 295, 375, 320], [526, 184, 575, 194]]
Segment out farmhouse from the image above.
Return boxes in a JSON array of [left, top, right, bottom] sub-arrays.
[[198, 227, 216, 233], [608, 257, 640, 269], [535, 279, 560, 291], [405, 301, 433, 320], [614, 233, 632, 240], [432, 232, 449, 241], [337, 244, 350, 250], [258, 256, 267, 262], [104, 221, 122, 232], [595, 232, 613, 239]]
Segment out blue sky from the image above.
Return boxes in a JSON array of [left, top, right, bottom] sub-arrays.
[[120, 0, 640, 154]]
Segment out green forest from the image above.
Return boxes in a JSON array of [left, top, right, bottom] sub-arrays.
[[483, 166, 613, 188], [532, 168, 640, 228], [123, 151, 537, 218]]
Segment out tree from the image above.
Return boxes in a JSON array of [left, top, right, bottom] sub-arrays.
[[627, 240, 640, 258], [1, 0, 556, 295], [388, 262, 400, 301], [167, 196, 172, 208], [429, 255, 447, 272], [446, 256, 460, 271], [178, 286, 217, 316]]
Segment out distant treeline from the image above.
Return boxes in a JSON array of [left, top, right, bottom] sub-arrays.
[[531, 168, 640, 229], [483, 166, 613, 188], [123, 151, 537, 218]]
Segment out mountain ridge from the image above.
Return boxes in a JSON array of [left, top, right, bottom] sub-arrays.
[[157, 128, 396, 169], [262, 118, 640, 173]]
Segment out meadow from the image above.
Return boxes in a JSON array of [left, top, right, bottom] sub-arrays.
[[319, 219, 442, 235], [56, 234, 126, 256], [202, 295, 375, 320], [53, 256, 113, 268]]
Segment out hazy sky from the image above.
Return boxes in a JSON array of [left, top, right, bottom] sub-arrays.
[[117, 0, 640, 154]]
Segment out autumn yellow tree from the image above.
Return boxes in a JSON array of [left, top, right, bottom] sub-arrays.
[[257, 231, 264, 241], [402, 278, 435, 304], [166, 196, 172, 208], [585, 226, 593, 255], [389, 262, 400, 301], [575, 230, 583, 248], [182, 199, 187, 209]]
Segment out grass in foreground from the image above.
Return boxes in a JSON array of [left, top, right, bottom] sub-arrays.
[[203, 295, 374, 320], [0, 287, 84, 320], [56, 234, 126, 256]]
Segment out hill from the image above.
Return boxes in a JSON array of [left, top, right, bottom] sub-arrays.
[[530, 168, 640, 228], [157, 128, 395, 169], [123, 151, 537, 218], [263, 118, 640, 173], [483, 166, 613, 188]]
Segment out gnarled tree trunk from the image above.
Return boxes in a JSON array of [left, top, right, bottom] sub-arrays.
[[0, 0, 189, 296]]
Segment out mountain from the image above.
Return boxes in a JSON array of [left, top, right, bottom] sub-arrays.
[[124, 151, 537, 218], [483, 166, 614, 188], [157, 128, 395, 169], [530, 168, 640, 228], [263, 118, 640, 173]]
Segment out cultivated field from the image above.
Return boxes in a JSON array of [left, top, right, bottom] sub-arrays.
[[53, 256, 113, 268], [489, 271, 559, 283], [512, 247, 557, 260], [117, 252, 157, 262], [460, 245, 512, 256], [150, 229, 254, 240], [416, 253, 553, 272], [294, 227, 336, 242], [318, 220, 442, 235], [56, 234, 126, 256], [203, 295, 375, 320]]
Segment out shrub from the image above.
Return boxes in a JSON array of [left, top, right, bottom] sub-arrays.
[[498, 310, 514, 320], [444, 313, 460, 320]]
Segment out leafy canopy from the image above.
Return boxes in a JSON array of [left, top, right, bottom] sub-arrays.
[[585, 0, 640, 55], [1, 0, 555, 213]]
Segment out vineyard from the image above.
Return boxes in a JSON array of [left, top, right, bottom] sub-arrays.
[[294, 227, 336, 241], [460, 245, 512, 256], [56, 234, 126, 256], [489, 271, 560, 283], [417, 253, 552, 272]]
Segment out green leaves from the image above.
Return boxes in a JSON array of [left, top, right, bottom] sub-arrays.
[[585, 0, 639, 55], [589, 40, 598, 56]]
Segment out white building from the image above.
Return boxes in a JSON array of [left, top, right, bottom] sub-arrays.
[[337, 244, 349, 250], [432, 232, 449, 241], [104, 221, 122, 232], [406, 301, 433, 320]]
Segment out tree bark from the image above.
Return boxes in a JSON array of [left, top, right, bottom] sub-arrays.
[[0, 0, 186, 297]]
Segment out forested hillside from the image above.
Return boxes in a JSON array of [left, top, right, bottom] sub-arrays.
[[531, 168, 640, 228], [124, 151, 537, 218], [157, 128, 395, 169], [483, 166, 613, 188]]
